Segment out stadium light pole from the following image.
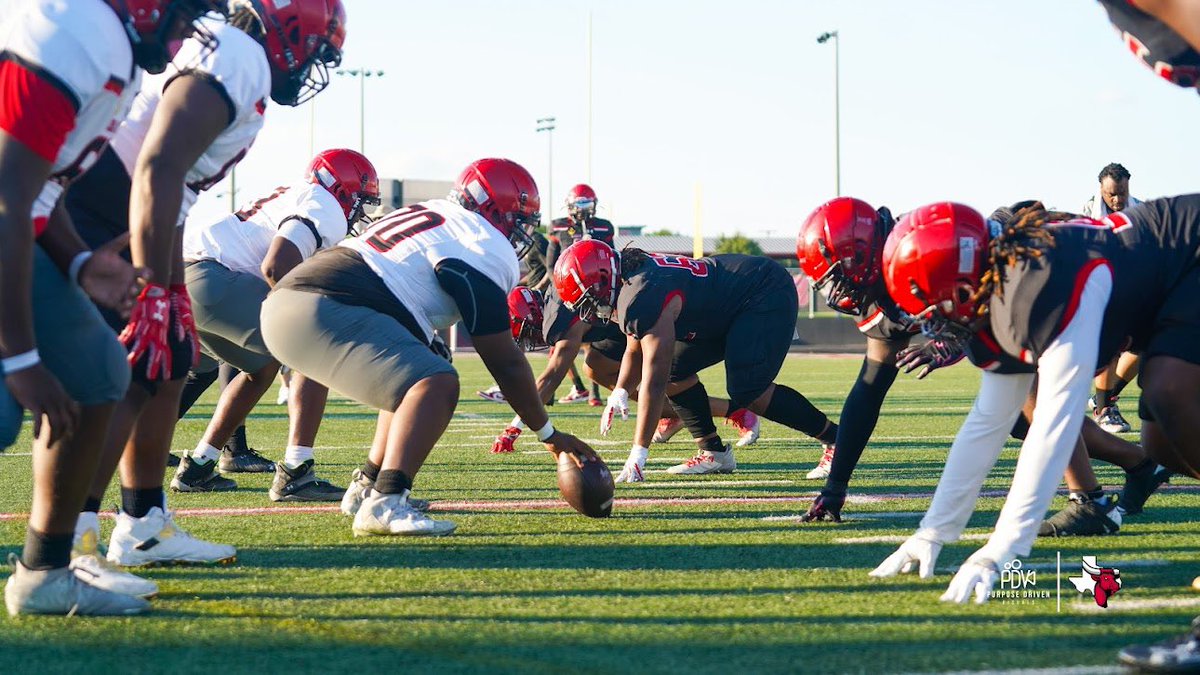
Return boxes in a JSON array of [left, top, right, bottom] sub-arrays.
[[536, 117, 556, 225], [817, 30, 840, 197], [335, 68, 386, 154]]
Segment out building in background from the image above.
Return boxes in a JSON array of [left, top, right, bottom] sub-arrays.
[[372, 178, 455, 217]]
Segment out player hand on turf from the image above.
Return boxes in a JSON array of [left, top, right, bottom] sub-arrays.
[[491, 426, 521, 453], [870, 533, 943, 579], [169, 284, 200, 369], [940, 554, 1002, 605], [119, 283, 172, 380], [615, 446, 648, 483], [800, 492, 845, 523], [600, 387, 629, 435], [5, 364, 79, 445], [78, 250, 145, 318], [896, 339, 966, 380], [544, 430, 598, 468]]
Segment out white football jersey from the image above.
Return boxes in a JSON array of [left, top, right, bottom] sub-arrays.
[[341, 199, 520, 341], [183, 181, 349, 281], [0, 0, 141, 221], [110, 19, 270, 225]]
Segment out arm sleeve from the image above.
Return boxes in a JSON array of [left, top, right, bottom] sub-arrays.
[[915, 369, 1034, 543], [825, 356, 900, 488], [0, 58, 77, 163], [977, 264, 1112, 561], [434, 258, 510, 336], [276, 216, 322, 260]]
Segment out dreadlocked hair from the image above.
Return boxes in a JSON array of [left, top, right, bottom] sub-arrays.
[[227, 1, 265, 42], [619, 247, 652, 280], [970, 201, 1069, 317]]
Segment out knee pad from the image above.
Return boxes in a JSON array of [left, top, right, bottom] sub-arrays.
[[727, 384, 769, 414], [668, 381, 718, 440]]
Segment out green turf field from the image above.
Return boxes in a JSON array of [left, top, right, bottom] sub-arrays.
[[0, 354, 1195, 673]]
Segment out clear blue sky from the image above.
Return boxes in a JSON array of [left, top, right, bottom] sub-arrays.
[[12, 0, 1200, 236]]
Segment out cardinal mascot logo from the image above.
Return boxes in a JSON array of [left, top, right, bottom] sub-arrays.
[[1068, 556, 1122, 608]]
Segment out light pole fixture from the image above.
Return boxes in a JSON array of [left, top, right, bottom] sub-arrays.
[[536, 116, 556, 225], [817, 30, 840, 197], [334, 68, 386, 154]]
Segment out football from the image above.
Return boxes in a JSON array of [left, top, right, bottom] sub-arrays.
[[556, 451, 615, 518]]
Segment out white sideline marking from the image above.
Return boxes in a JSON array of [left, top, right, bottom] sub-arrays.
[[636, 480, 794, 488], [835, 533, 991, 544], [1074, 597, 1200, 612], [762, 511, 924, 523]]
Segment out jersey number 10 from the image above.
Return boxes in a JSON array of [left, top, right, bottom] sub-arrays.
[[365, 204, 446, 252]]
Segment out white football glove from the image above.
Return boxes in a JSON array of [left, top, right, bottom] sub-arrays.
[[870, 533, 943, 579], [940, 554, 1001, 605], [600, 387, 629, 436], [615, 445, 648, 483]]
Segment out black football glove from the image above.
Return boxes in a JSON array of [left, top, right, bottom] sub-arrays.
[[896, 337, 966, 380], [430, 335, 452, 363], [800, 491, 845, 523]]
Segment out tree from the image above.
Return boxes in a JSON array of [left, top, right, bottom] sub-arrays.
[[713, 233, 764, 256]]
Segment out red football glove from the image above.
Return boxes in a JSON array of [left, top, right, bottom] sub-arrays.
[[170, 284, 200, 369], [491, 426, 521, 453], [119, 283, 172, 380]]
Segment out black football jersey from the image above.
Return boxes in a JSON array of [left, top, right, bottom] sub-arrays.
[[550, 217, 616, 248], [988, 195, 1200, 369], [1100, 0, 1200, 92], [856, 284, 919, 343], [618, 253, 789, 340], [965, 326, 1036, 375], [542, 286, 624, 346]]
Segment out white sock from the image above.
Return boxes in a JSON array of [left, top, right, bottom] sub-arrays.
[[284, 445, 314, 469], [191, 442, 221, 464]]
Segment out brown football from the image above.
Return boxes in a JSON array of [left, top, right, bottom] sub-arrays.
[[556, 452, 615, 518]]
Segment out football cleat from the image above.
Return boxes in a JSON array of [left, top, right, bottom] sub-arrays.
[[72, 513, 158, 599], [652, 417, 685, 444], [352, 491, 455, 537], [1118, 617, 1200, 672], [170, 456, 237, 493], [666, 446, 737, 475], [805, 444, 836, 480], [276, 384, 289, 405], [726, 409, 761, 447], [107, 508, 237, 567], [1094, 402, 1132, 434], [799, 492, 845, 523], [1038, 493, 1122, 537], [341, 469, 429, 515], [218, 447, 275, 473], [269, 460, 345, 502], [475, 385, 506, 403], [558, 388, 590, 404], [588, 394, 603, 407], [491, 426, 521, 453], [1118, 462, 1171, 516], [5, 555, 148, 617]]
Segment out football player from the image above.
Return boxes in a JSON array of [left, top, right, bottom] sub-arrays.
[[872, 199, 1200, 607], [490, 286, 761, 474], [262, 158, 598, 536], [0, 0, 218, 615], [554, 241, 838, 480], [170, 149, 380, 501], [795, 198, 1166, 527], [66, 0, 347, 570]]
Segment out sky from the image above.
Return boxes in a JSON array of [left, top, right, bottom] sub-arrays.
[[8, 0, 1200, 236]]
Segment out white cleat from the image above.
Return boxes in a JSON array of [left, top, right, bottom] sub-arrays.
[[276, 385, 289, 405], [806, 444, 835, 480], [727, 409, 761, 447], [72, 513, 158, 599], [341, 468, 373, 516], [666, 446, 737, 475], [352, 491, 455, 537], [107, 507, 236, 567], [651, 418, 685, 444], [5, 555, 148, 616]]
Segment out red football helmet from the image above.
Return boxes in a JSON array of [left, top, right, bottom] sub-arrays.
[[450, 158, 541, 257], [565, 184, 598, 221], [307, 148, 380, 231], [507, 286, 546, 351], [111, 0, 222, 73], [552, 240, 619, 324], [249, 0, 347, 106], [882, 202, 989, 329], [797, 197, 891, 315]]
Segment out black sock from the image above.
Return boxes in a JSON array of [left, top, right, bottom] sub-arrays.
[[570, 370, 586, 392], [822, 479, 850, 499], [22, 528, 72, 570], [82, 496, 102, 514], [1111, 377, 1131, 399], [362, 460, 382, 482], [121, 487, 164, 519], [591, 381, 601, 398], [1125, 457, 1153, 475], [1095, 387, 1114, 408], [826, 360, 898, 485], [668, 381, 719, 441], [761, 384, 837, 442], [226, 425, 249, 454], [178, 368, 219, 418], [700, 435, 726, 454], [375, 469, 412, 495]]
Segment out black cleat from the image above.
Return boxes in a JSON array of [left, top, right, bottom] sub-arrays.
[[171, 456, 237, 493], [1119, 463, 1172, 516], [167, 453, 181, 467], [270, 460, 346, 502], [1118, 617, 1200, 673], [800, 492, 845, 523], [1039, 492, 1121, 537], [218, 447, 275, 473]]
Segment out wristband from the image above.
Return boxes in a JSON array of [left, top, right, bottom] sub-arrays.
[[535, 421, 555, 442], [510, 416, 524, 429], [2, 349, 40, 375], [68, 251, 93, 286]]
